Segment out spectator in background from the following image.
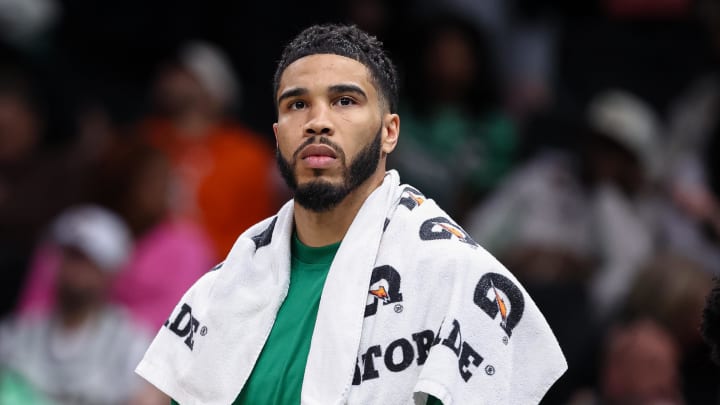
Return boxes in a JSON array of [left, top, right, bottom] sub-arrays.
[[582, 90, 663, 321], [411, 0, 558, 122], [18, 140, 214, 332], [390, 14, 518, 220], [101, 139, 214, 331], [0, 67, 91, 318], [463, 148, 597, 404], [583, 319, 685, 405], [464, 89, 667, 402], [624, 255, 712, 351], [140, 40, 281, 260], [0, 205, 162, 405], [660, 0, 720, 273], [466, 89, 663, 320], [464, 150, 593, 285], [623, 254, 718, 404], [566, 255, 715, 405]]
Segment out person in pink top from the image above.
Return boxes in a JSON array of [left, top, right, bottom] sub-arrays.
[[17, 139, 214, 332]]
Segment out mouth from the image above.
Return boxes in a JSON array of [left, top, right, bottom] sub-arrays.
[[298, 144, 338, 169]]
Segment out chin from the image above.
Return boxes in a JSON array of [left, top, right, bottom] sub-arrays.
[[299, 169, 342, 183], [298, 175, 341, 189]]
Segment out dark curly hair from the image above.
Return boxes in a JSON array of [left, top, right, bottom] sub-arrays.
[[702, 278, 720, 365], [273, 24, 398, 113]]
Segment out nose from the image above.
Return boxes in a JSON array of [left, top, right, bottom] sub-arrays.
[[303, 104, 334, 137]]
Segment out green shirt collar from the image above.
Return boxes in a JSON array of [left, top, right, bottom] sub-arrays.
[[291, 233, 341, 265]]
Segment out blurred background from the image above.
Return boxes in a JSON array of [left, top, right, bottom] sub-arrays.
[[1, 0, 719, 403]]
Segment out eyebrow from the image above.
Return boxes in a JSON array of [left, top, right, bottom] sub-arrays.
[[276, 83, 369, 105], [277, 87, 308, 105], [328, 84, 367, 100]]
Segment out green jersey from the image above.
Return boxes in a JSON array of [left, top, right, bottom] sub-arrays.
[[234, 234, 338, 404]]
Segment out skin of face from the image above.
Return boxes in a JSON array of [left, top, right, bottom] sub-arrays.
[[273, 54, 399, 200], [56, 247, 110, 315]]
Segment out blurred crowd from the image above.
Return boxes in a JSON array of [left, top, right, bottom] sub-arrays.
[[1, 0, 720, 403]]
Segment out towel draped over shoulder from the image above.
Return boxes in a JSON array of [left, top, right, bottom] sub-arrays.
[[136, 170, 567, 405]]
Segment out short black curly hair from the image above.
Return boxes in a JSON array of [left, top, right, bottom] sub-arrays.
[[702, 278, 720, 365], [273, 24, 398, 113]]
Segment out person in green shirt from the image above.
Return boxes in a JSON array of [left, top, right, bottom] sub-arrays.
[[143, 23, 566, 405], [391, 15, 518, 220], [166, 23, 443, 405]]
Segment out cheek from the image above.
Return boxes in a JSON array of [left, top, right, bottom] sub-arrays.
[[356, 119, 382, 148], [278, 139, 295, 156], [274, 123, 295, 155]]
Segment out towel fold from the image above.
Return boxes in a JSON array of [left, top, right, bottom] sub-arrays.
[[136, 170, 566, 405]]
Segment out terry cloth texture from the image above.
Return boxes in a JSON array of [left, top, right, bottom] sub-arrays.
[[135, 170, 567, 405]]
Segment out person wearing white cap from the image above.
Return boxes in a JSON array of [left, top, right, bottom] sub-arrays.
[[50, 204, 133, 273], [465, 88, 664, 324], [0, 205, 166, 405], [583, 89, 665, 320]]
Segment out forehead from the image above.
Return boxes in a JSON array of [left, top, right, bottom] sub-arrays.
[[276, 54, 376, 98]]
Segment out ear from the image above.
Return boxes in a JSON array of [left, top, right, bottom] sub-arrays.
[[381, 113, 400, 155], [272, 122, 279, 146]]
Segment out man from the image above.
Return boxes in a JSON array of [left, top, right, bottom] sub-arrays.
[[136, 24, 566, 404], [0, 205, 161, 405], [598, 319, 684, 405]]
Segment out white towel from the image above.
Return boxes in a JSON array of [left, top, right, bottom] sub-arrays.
[[136, 170, 567, 405]]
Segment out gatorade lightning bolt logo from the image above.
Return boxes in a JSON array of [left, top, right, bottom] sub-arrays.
[[408, 193, 425, 206], [369, 286, 390, 303], [365, 265, 403, 317], [386, 187, 426, 232], [419, 217, 479, 247], [436, 222, 465, 239], [490, 280, 508, 328], [398, 186, 425, 211], [474, 273, 525, 338]]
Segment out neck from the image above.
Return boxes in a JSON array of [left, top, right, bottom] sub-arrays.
[[293, 169, 386, 247]]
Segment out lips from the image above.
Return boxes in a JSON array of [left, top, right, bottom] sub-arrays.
[[299, 144, 338, 160], [297, 143, 338, 169]]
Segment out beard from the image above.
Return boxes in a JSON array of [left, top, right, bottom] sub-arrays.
[[276, 127, 382, 212]]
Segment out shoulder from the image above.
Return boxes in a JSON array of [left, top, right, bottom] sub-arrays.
[[240, 214, 280, 249], [385, 186, 506, 276]]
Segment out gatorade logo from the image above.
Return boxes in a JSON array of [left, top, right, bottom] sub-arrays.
[[352, 319, 486, 385], [419, 217, 478, 248], [164, 303, 204, 350], [365, 265, 403, 317], [398, 186, 425, 211], [385, 187, 426, 232], [474, 273, 525, 338]]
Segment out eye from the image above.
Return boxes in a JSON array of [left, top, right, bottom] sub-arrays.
[[289, 100, 306, 110], [336, 96, 356, 107]]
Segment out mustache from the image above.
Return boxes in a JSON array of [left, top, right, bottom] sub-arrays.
[[292, 136, 344, 161]]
